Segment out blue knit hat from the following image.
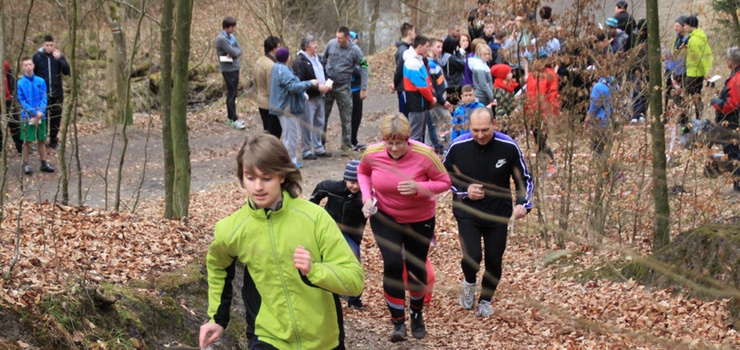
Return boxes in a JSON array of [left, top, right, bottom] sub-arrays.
[[343, 160, 360, 181], [349, 31, 358, 40], [605, 17, 619, 28]]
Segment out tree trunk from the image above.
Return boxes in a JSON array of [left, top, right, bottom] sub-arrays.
[[170, 0, 194, 220], [411, 0, 419, 26], [160, 0, 175, 218], [368, 0, 380, 54], [0, 0, 6, 218], [646, 0, 670, 250], [105, 1, 132, 125], [60, 0, 80, 205], [114, 0, 147, 212]]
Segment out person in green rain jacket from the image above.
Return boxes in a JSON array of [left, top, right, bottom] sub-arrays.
[[199, 133, 365, 350], [683, 15, 713, 119]]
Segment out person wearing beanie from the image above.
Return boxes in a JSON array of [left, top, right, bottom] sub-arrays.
[[269, 47, 320, 168], [214, 17, 245, 130], [606, 17, 629, 53], [682, 14, 713, 120], [490, 64, 519, 129], [309, 159, 368, 308]]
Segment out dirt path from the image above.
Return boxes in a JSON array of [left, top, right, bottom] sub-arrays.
[[3, 85, 395, 209]]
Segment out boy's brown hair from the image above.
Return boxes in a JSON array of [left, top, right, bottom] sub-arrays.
[[237, 133, 302, 198], [461, 84, 474, 93]]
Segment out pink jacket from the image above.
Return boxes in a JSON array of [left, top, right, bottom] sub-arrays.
[[358, 140, 451, 223]]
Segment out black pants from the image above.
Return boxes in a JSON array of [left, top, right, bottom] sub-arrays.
[[258, 108, 281, 139], [456, 218, 508, 302], [248, 339, 344, 350], [370, 211, 434, 322], [47, 95, 63, 145], [685, 76, 704, 120], [533, 129, 552, 158], [222, 71, 239, 121], [351, 90, 363, 146], [1, 100, 23, 152]]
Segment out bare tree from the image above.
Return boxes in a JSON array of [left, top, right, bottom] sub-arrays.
[[60, 0, 82, 206], [104, 0, 133, 125], [170, 0, 194, 220], [647, 0, 670, 250], [159, 0, 175, 218]]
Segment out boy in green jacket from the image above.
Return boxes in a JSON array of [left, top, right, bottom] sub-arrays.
[[199, 133, 365, 350]]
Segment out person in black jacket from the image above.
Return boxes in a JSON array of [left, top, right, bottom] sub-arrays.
[[441, 37, 465, 105], [310, 159, 367, 308], [32, 35, 70, 150], [392, 23, 415, 117], [293, 34, 332, 160], [614, 1, 637, 50], [442, 108, 533, 318]]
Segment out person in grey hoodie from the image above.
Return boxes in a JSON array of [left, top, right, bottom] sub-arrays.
[[214, 17, 245, 129], [322, 26, 369, 155]]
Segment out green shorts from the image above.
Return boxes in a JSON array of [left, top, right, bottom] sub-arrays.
[[21, 119, 48, 142]]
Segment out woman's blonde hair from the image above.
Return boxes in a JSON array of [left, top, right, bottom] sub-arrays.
[[469, 38, 487, 58], [237, 133, 302, 197], [380, 113, 411, 140], [476, 43, 491, 57]]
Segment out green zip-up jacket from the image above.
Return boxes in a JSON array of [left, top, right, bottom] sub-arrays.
[[685, 28, 713, 78], [206, 192, 365, 349]]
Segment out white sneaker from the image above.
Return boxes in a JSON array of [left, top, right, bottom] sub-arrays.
[[232, 120, 246, 130], [460, 280, 476, 310], [477, 300, 494, 317], [639, 116, 645, 122]]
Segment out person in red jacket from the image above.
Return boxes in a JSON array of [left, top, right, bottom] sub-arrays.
[[524, 58, 560, 158], [2, 60, 23, 154], [712, 46, 740, 130]]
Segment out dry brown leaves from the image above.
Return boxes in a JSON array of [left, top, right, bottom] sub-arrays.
[[3, 142, 740, 349], [341, 193, 740, 349], [0, 192, 231, 309]]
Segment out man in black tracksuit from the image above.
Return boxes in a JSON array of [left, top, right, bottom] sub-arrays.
[[442, 107, 533, 317], [33, 35, 70, 150], [310, 159, 367, 308]]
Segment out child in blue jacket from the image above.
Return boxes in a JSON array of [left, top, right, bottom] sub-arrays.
[[451, 85, 485, 140], [17, 57, 54, 175]]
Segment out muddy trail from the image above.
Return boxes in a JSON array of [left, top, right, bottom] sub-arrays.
[[3, 85, 394, 210]]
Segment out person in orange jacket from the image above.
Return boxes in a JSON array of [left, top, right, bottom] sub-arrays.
[[524, 57, 560, 158]]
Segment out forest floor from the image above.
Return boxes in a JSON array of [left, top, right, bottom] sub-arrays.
[[2, 69, 740, 349]]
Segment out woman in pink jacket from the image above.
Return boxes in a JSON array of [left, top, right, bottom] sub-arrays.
[[358, 113, 451, 342]]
